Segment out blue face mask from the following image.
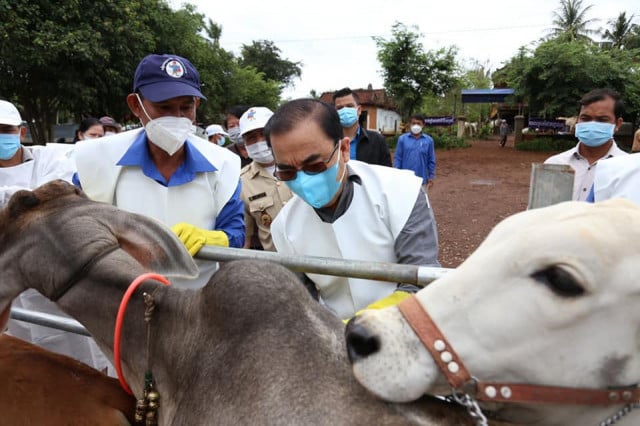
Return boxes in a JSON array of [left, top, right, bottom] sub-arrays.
[[285, 158, 345, 209], [575, 121, 615, 147], [0, 133, 21, 160], [338, 107, 358, 128]]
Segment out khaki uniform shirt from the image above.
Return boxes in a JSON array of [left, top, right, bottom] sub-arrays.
[[240, 162, 293, 251]]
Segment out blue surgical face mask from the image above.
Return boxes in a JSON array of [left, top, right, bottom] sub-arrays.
[[0, 133, 21, 160], [217, 136, 226, 146], [285, 156, 346, 209], [338, 107, 358, 128], [575, 121, 615, 147]]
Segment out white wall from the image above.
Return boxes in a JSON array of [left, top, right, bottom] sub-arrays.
[[376, 108, 402, 133]]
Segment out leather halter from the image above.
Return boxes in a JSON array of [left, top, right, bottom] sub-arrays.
[[398, 295, 640, 406]]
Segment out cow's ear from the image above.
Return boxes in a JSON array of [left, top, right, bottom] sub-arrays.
[[109, 209, 198, 279], [8, 191, 40, 219]]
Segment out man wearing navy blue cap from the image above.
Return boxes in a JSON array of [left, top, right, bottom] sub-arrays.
[[74, 54, 244, 288]]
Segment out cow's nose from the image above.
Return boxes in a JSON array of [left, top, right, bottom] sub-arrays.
[[345, 318, 380, 363]]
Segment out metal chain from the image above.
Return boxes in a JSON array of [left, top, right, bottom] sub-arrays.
[[599, 403, 640, 426], [450, 391, 489, 426]]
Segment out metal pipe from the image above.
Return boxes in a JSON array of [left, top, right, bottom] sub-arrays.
[[198, 246, 452, 286], [9, 307, 90, 336]]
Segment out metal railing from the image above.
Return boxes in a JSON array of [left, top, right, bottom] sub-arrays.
[[9, 248, 453, 334]]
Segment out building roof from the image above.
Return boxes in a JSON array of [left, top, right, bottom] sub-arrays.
[[320, 88, 398, 110], [461, 88, 515, 103]]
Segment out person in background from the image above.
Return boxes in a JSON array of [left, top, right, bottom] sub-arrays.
[[332, 87, 391, 166], [73, 53, 244, 289], [546, 88, 627, 201], [267, 99, 440, 319], [499, 119, 509, 147], [205, 124, 229, 146], [394, 113, 436, 192], [99, 116, 122, 136], [631, 128, 640, 153], [73, 117, 104, 142], [0, 99, 110, 373], [225, 105, 252, 168], [238, 106, 293, 251]]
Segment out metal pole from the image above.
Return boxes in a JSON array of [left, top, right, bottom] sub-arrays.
[[198, 246, 451, 287], [9, 307, 90, 336]]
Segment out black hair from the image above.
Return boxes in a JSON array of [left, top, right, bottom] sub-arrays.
[[579, 89, 624, 119], [73, 117, 102, 142], [265, 99, 342, 147], [332, 87, 359, 104], [224, 105, 250, 128], [410, 113, 426, 122]]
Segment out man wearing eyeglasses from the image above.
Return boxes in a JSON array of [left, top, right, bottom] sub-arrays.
[[238, 106, 292, 251], [266, 99, 440, 319]]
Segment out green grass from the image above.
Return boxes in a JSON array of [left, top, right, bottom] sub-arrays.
[[515, 137, 577, 152]]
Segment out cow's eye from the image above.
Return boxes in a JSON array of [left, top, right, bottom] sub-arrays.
[[531, 266, 585, 298]]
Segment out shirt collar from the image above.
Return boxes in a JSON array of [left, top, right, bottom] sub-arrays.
[[314, 165, 362, 223], [117, 131, 217, 187], [248, 161, 277, 180], [572, 140, 621, 161], [21, 146, 33, 163]]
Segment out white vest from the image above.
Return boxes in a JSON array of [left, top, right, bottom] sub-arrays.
[[594, 154, 640, 204], [271, 161, 422, 318], [74, 129, 241, 288]]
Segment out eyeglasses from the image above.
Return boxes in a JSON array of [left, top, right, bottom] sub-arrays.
[[275, 142, 340, 181]]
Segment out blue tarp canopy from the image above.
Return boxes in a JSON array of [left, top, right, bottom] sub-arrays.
[[461, 89, 515, 103]]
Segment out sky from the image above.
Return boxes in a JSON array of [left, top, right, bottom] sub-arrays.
[[168, 0, 638, 99]]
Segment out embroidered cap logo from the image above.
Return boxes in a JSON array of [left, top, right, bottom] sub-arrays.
[[162, 59, 185, 79]]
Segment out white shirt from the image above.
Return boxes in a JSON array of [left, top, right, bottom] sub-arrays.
[[593, 153, 640, 204], [0, 145, 75, 208], [544, 142, 627, 201]]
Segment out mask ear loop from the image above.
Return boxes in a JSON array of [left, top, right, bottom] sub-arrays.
[[135, 93, 153, 123]]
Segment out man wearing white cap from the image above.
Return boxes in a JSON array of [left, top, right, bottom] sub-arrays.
[[205, 124, 229, 146], [0, 100, 110, 373], [239, 107, 292, 251], [74, 54, 244, 288], [0, 100, 75, 206]]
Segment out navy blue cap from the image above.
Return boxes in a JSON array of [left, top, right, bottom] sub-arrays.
[[133, 54, 206, 102]]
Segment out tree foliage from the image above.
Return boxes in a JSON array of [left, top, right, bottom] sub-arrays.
[[0, 0, 282, 144], [239, 40, 302, 90], [602, 12, 638, 49], [549, 0, 597, 42], [492, 39, 640, 123], [375, 22, 458, 119]]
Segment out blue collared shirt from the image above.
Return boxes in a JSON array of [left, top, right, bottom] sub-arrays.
[[73, 132, 245, 248], [349, 126, 361, 160], [393, 132, 436, 184]]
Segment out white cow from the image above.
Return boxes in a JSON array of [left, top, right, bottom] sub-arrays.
[[346, 199, 640, 426]]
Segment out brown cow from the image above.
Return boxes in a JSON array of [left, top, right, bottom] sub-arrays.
[[0, 180, 473, 425], [0, 305, 135, 425]]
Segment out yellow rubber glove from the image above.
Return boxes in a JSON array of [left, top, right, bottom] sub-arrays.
[[171, 223, 229, 256], [343, 291, 412, 323]]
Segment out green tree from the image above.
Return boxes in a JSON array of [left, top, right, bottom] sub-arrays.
[[0, 0, 284, 143], [549, 0, 597, 42], [603, 12, 637, 49], [493, 39, 640, 122], [375, 22, 457, 119], [239, 40, 302, 90]]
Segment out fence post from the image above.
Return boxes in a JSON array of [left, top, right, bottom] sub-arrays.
[[528, 163, 574, 209]]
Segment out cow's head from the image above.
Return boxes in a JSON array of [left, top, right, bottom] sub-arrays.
[[0, 180, 198, 314], [346, 199, 640, 423]]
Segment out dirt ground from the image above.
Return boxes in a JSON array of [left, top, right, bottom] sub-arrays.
[[428, 136, 552, 268]]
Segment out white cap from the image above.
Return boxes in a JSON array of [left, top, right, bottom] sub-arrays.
[[239, 107, 274, 136], [205, 124, 229, 137], [0, 100, 22, 126]]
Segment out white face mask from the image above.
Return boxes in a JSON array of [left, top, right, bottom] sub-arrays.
[[410, 124, 423, 135], [136, 94, 193, 156], [104, 131, 116, 137], [246, 141, 274, 164]]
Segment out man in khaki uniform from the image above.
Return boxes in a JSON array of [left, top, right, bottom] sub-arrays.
[[239, 107, 292, 250]]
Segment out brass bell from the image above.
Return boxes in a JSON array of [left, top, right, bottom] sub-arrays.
[[147, 390, 160, 403]]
